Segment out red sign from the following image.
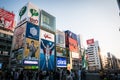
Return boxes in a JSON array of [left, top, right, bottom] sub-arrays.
[[44, 33, 52, 39], [86, 39, 94, 45], [0, 8, 15, 31], [69, 37, 78, 52]]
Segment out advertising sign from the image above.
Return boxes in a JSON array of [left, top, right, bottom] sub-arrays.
[[24, 38, 39, 60], [40, 10, 56, 32], [26, 22, 40, 40], [18, 2, 40, 26], [86, 39, 94, 45], [40, 39, 55, 71], [11, 48, 23, 65], [65, 30, 77, 41], [56, 30, 65, 48], [0, 8, 15, 31], [12, 23, 26, 50], [56, 57, 66, 67], [0, 63, 3, 69], [69, 37, 79, 53], [65, 32, 69, 48], [23, 60, 38, 65], [71, 52, 79, 59], [40, 29, 54, 42], [56, 46, 66, 57]]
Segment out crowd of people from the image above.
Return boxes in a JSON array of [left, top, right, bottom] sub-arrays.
[[0, 68, 86, 80], [0, 68, 119, 80], [99, 70, 119, 80]]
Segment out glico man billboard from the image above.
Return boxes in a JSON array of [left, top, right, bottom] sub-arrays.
[[40, 29, 55, 71], [0, 8, 15, 31]]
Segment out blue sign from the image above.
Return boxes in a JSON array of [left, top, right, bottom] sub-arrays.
[[40, 39, 55, 71], [57, 57, 66, 67], [26, 22, 40, 40]]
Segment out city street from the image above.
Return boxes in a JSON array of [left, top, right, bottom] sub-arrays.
[[86, 73, 120, 80]]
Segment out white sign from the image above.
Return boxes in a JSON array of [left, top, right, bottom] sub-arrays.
[[71, 52, 79, 58], [18, 2, 40, 26], [40, 29, 54, 42]]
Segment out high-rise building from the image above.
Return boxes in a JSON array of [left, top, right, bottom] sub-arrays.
[[0, 8, 15, 70], [86, 40, 101, 70]]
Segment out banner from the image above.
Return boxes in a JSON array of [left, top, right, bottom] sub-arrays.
[[40, 10, 56, 32], [26, 22, 40, 40], [56, 57, 66, 67], [40, 39, 55, 71], [18, 2, 40, 26], [24, 38, 39, 60], [12, 23, 26, 50], [0, 8, 15, 31]]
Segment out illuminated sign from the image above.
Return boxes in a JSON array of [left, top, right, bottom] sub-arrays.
[[57, 57, 66, 67], [23, 60, 38, 65]]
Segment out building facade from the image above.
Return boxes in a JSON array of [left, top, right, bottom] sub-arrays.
[[0, 8, 15, 70], [86, 40, 101, 70]]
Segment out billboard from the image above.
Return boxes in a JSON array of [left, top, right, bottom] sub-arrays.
[[0, 8, 15, 31], [56, 30, 65, 48], [56, 46, 66, 57], [86, 39, 94, 45], [11, 48, 23, 65], [69, 37, 79, 53], [71, 52, 79, 59], [12, 23, 26, 50], [40, 10, 56, 32], [40, 29, 54, 42], [24, 38, 39, 60], [26, 22, 40, 40], [56, 57, 67, 67], [65, 30, 77, 41], [40, 39, 55, 71], [18, 2, 40, 26]]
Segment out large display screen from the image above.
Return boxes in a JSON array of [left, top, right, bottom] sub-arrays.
[[0, 8, 15, 31], [69, 37, 79, 53], [40, 10, 56, 32], [56, 30, 65, 48], [56, 46, 66, 57]]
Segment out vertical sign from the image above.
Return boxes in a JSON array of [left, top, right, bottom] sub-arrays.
[[40, 30, 55, 71]]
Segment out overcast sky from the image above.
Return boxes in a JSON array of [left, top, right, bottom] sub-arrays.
[[0, 0, 120, 58]]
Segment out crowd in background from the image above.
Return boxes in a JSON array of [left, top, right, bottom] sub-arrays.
[[0, 68, 87, 80], [0, 68, 119, 80]]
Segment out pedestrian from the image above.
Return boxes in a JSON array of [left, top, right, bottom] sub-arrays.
[[114, 72, 118, 80], [66, 70, 73, 80]]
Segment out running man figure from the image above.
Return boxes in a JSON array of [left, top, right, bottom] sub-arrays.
[[41, 40, 54, 69]]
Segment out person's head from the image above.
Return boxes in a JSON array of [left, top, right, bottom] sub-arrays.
[[46, 44, 50, 48], [31, 41, 34, 45]]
